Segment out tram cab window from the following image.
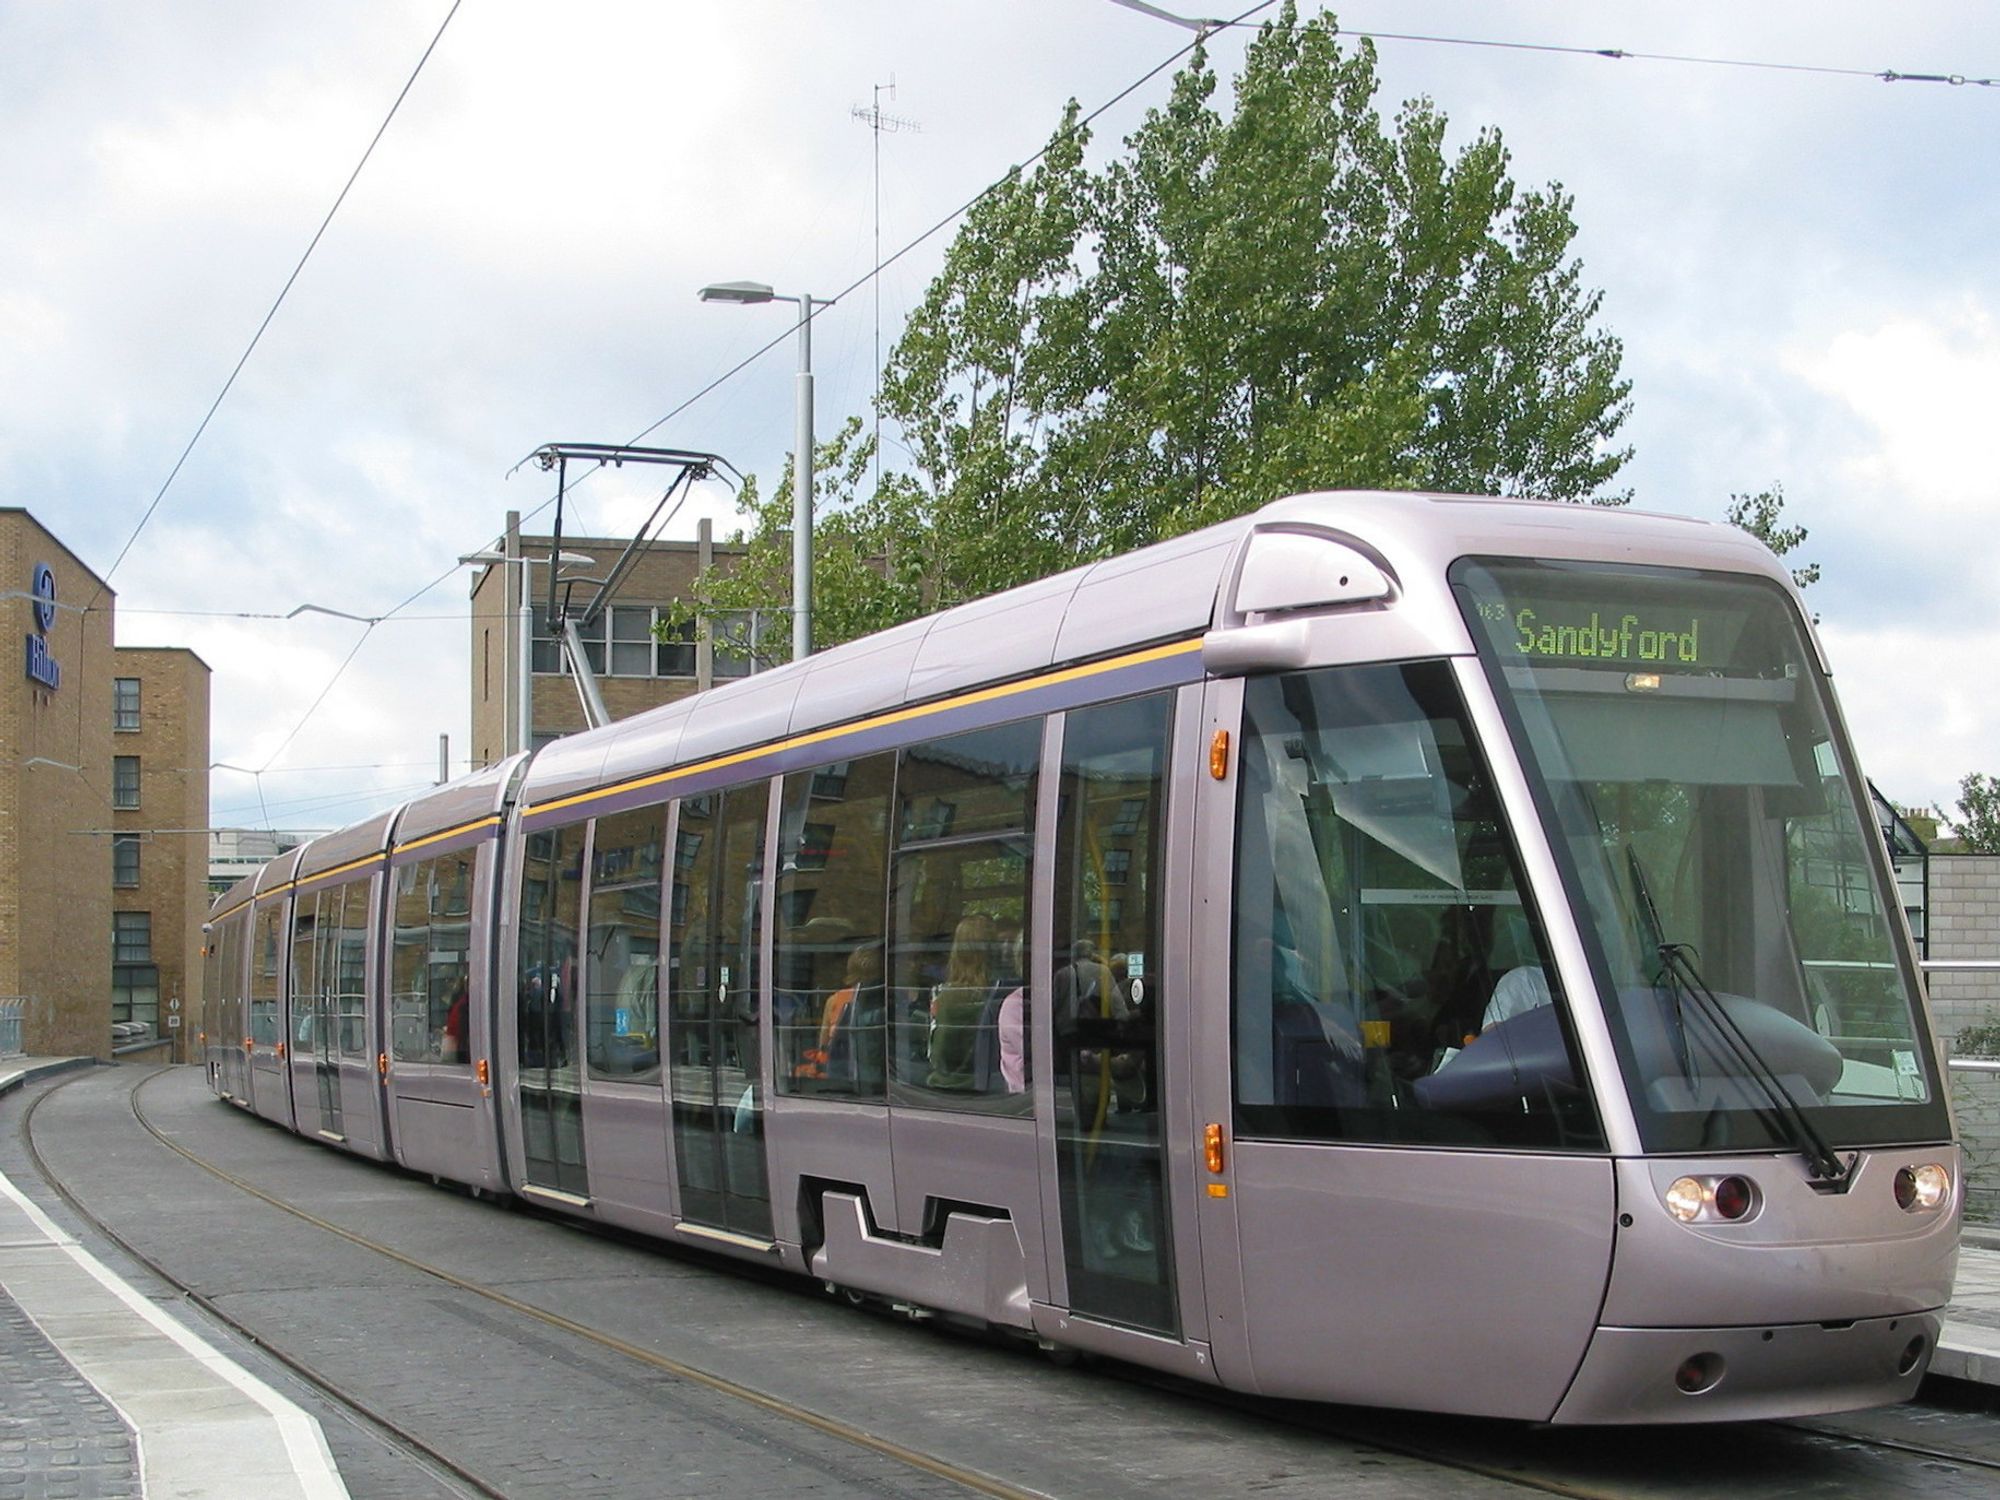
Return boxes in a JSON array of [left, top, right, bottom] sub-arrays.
[[1453, 559, 1950, 1155], [1232, 662, 1601, 1150], [775, 754, 894, 1100], [887, 719, 1039, 1114]]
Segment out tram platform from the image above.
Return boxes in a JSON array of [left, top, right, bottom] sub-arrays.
[[2, 1054, 1999, 1499]]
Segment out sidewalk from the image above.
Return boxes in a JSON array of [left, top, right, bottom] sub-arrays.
[[1938, 1223, 2000, 1384], [0, 1056, 350, 1499]]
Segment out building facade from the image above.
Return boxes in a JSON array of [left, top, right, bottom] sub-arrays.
[[0, 510, 211, 1062], [110, 647, 211, 1056], [208, 827, 318, 897], [467, 514, 772, 768]]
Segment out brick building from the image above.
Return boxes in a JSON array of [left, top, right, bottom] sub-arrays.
[[0, 509, 210, 1061], [467, 513, 774, 767], [110, 647, 211, 1056]]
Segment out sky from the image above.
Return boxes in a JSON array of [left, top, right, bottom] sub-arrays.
[[2, 1, 1995, 837]]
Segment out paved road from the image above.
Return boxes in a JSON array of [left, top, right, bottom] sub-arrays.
[[11, 1064, 2000, 1500]]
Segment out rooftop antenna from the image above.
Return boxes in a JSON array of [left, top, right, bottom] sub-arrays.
[[851, 79, 921, 501]]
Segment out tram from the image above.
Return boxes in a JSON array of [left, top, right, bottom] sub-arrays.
[[202, 490, 1960, 1423]]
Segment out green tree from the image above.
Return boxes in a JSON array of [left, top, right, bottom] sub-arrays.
[[1725, 483, 1820, 588], [1955, 772, 2000, 853], [694, 3, 1632, 648]]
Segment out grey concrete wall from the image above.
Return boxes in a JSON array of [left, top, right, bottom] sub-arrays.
[[1929, 855, 2000, 1048], [1927, 855, 2000, 1223]]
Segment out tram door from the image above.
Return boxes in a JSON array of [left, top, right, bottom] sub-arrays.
[[288, 891, 343, 1139], [216, 919, 249, 1101], [667, 783, 774, 1240], [516, 825, 590, 1199], [1045, 695, 1178, 1335], [245, 903, 294, 1128]]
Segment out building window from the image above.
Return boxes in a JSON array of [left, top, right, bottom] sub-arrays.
[[657, 616, 697, 678], [112, 965, 159, 1032], [114, 677, 141, 731], [531, 605, 605, 676], [714, 608, 788, 678], [113, 835, 141, 888], [113, 756, 141, 809], [609, 606, 656, 677], [114, 911, 153, 963], [532, 603, 785, 681]]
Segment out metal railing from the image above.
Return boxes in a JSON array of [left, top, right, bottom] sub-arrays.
[[0, 997, 24, 1059]]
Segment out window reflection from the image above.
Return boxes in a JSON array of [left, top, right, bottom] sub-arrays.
[[888, 720, 1039, 1114], [586, 806, 666, 1081], [775, 755, 893, 1099]]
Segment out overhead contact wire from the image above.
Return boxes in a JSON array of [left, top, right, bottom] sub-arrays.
[[94, 0, 465, 598]]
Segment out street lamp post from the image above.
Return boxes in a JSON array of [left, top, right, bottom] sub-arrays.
[[698, 279, 828, 662], [459, 538, 594, 758]]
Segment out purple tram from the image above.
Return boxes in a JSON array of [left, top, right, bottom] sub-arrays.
[[202, 491, 1960, 1423]]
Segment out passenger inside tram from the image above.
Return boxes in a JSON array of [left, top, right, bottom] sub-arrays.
[[794, 941, 883, 1085], [927, 914, 997, 1091]]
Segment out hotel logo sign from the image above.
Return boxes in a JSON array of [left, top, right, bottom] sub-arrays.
[[25, 562, 60, 690]]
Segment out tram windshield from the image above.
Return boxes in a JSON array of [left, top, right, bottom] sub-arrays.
[[1453, 559, 1950, 1155]]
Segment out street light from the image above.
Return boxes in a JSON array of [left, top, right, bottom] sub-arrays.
[[698, 278, 829, 662], [459, 542, 595, 758]]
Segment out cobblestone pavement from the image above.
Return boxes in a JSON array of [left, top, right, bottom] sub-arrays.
[[0, 1293, 137, 1500]]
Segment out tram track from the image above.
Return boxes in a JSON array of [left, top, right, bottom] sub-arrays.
[[24, 1067, 1050, 1500], [17, 1065, 2000, 1500], [18, 1068, 504, 1500]]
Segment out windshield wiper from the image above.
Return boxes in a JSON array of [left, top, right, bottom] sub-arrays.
[[1626, 847, 1855, 1191]]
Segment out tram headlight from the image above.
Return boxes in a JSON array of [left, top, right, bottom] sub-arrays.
[[1893, 1163, 1950, 1213], [1665, 1176, 1706, 1222], [1710, 1175, 1756, 1221]]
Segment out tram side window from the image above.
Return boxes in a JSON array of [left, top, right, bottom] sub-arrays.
[[391, 855, 474, 1064], [428, 854, 473, 1063], [775, 755, 893, 1099], [1231, 663, 1602, 1150], [391, 864, 430, 1062], [249, 906, 283, 1044], [333, 878, 374, 1058], [586, 806, 666, 1081], [888, 719, 1039, 1114], [291, 894, 320, 1047]]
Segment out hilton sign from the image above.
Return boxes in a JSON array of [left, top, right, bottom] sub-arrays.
[[25, 562, 59, 690]]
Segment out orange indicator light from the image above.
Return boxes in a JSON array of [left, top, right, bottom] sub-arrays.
[[1209, 730, 1230, 780], [377, 1052, 390, 1080], [476, 1058, 490, 1086], [1204, 1121, 1226, 1175], [1207, 1183, 1231, 1199]]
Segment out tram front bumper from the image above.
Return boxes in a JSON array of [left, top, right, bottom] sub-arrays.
[[1549, 1310, 1940, 1424]]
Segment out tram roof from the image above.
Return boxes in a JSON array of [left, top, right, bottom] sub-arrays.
[[215, 489, 1793, 882]]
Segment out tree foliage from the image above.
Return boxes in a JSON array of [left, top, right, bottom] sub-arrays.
[[1955, 772, 2000, 854], [1725, 483, 1820, 589], [691, 4, 1632, 651]]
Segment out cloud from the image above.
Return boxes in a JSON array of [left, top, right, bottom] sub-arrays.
[[1818, 618, 2000, 814], [1790, 303, 2000, 517]]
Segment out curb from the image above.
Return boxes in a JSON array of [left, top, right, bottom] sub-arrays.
[[0, 1057, 99, 1100]]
